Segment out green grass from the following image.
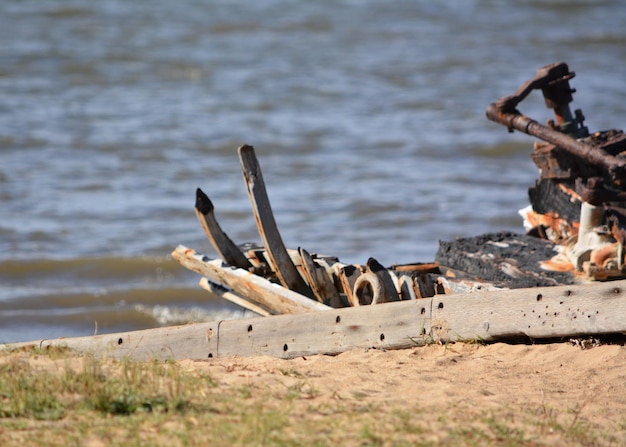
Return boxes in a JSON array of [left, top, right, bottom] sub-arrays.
[[0, 346, 621, 446]]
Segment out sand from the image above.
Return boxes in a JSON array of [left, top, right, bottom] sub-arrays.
[[3, 339, 626, 445], [178, 340, 626, 445]]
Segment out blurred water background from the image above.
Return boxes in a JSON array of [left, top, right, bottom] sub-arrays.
[[1, 0, 625, 343]]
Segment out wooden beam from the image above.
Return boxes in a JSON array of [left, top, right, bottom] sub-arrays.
[[6, 279, 626, 361], [6, 299, 432, 360], [238, 144, 314, 298], [5, 322, 221, 361], [431, 279, 626, 342], [215, 298, 432, 358], [198, 277, 271, 316], [172, 245, 329, 314], [194, 188, 253, 270]]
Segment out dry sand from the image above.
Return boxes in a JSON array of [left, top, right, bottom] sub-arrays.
[[178, 340, 626, 445], [3, 339, 626, 445]]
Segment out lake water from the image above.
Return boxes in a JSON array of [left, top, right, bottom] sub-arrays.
[[1, 0, 625, 343]]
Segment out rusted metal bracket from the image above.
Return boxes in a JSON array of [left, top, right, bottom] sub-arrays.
[[486, 62, 626, 182]]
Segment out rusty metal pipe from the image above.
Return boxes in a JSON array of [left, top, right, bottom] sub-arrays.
[[486, 103, 626, 179]]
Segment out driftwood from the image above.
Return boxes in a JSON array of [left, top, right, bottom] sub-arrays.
[[198, 278, 271, 316], [194, 188, 253, 271], [298, 247, 342, 307], [8, 279, 626, 360], [172, 245, 329, 314], [238, 144, 314, 298]]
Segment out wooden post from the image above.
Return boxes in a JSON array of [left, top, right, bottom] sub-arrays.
[[237, 145, 314, 298], [194, 188, 253, 270]]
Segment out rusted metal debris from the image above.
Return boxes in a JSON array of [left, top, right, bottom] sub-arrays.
[[487, 62, 626, 281], [175, 62, 626, 315]]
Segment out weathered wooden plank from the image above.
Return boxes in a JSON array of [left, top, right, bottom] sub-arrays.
[[8, 322, 221, 361], [172, 245, 330, 314], [198, 277, 271, 316], [431, 279, 626, 342], [238, 144, 314, 298], [7, 279, 626, 361], [216, 298, 433, 358], [194, 188, 253, 270]]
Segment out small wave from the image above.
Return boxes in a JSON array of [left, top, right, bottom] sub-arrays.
[[133, 304, 254, 326]]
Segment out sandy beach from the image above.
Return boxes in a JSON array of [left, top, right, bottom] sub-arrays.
[[2, 339, 626, 446]]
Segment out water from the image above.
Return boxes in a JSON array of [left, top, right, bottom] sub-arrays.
[[1, 0, 625, 343]]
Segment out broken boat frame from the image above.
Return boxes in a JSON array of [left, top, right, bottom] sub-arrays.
[[6, 62, 626, 360]]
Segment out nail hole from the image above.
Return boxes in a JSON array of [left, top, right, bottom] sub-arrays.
[[117, 338, 123, 345], [283, 344, 288, 352], [247, 324, 253, 332], [438, 302, 444, 309], [380, 333, 385, 341], [614, 287, 621, 294], [536, 294, 543, 302], [565, 290, 573, 296], [208, 353, 213, 358], [420, 307, 426, 315], [336, 315, 341, 323]]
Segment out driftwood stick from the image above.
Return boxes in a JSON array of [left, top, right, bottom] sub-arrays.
[[172, 245, 329, 314], [198, 277, 271, 316], [237, 144, 314, 298], [194, 188, 253, 270]]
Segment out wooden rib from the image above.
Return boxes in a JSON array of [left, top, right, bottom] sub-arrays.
[[337, 264, 362, 307], [199, 277, 271, 316], [366, 257, 400, 302], [298, 247, 342, 306], [194, 188, 253, 270], [237, 144, 314, 298], [398, 275, 419, 300], [173, 245, 329, 315]]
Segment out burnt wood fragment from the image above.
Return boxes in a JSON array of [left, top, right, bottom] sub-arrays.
[[435, 232, 575, 288]]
